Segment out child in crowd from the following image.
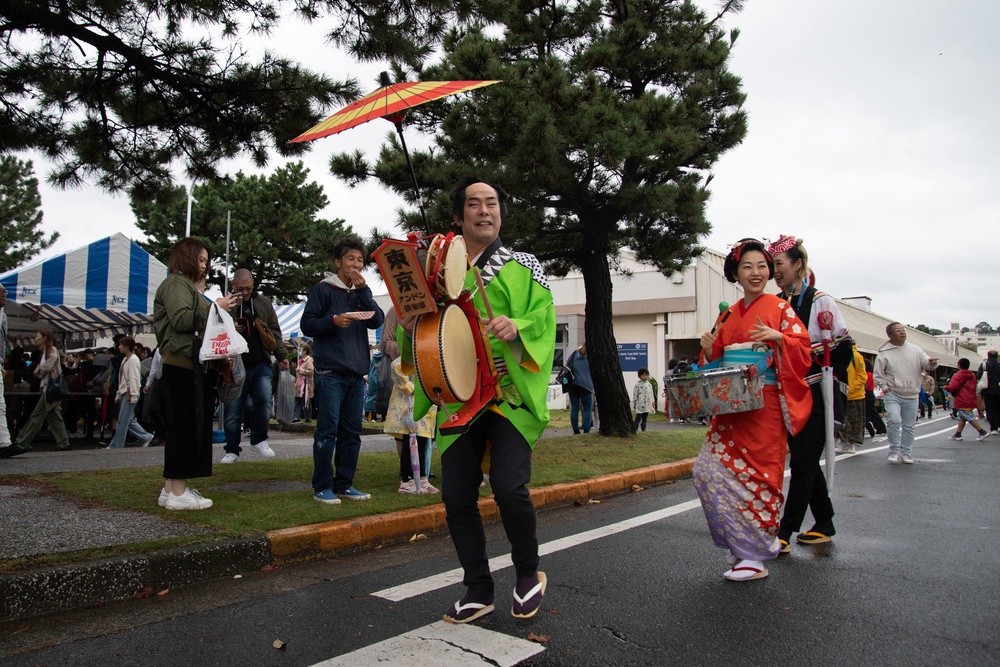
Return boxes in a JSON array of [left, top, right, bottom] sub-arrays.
[[632, 368, 654, 433], [385, 356, 439, 493]]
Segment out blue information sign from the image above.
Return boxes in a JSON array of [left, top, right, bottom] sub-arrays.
[[617, 343, 648, 372]]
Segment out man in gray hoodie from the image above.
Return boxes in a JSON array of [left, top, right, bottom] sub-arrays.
[[874, 322, 938, 464]]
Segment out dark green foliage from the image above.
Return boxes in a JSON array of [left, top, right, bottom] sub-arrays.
[[130, 162, 350, 303], [328, 0, 748, 435], [0, 0, 482, 193], [0, 156, 58, 272]]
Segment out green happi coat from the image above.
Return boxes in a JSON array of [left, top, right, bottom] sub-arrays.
[[400, 240, 556, 453]]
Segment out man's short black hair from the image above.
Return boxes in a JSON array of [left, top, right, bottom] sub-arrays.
[[450, 176, 509, 219], [959, 358, 971, 369], [333, 235, 366, 261]]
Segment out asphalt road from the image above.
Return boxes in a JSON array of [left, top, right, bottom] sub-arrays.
[[3, 415, 998, 666]]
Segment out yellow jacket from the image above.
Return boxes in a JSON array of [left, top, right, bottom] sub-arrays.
[[847, 346, 867, 400]]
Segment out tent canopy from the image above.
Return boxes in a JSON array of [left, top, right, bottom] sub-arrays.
[[274, 302, 380, 345], [1, 233, 167, 345]]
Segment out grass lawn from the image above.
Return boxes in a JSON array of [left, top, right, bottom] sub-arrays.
[[0, 411, 704, 571]]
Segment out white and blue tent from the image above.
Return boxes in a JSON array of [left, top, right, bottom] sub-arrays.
[[0, 233, 168, 343], [273, 302, 381, 344]]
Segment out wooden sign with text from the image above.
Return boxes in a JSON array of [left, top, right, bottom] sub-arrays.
[[372, 238, 437, 317]]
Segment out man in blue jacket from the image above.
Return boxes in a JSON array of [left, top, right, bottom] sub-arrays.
[[301, 236, 384, 504]]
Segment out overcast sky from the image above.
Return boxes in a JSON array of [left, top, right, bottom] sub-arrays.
[[22, 0, 999, 332]]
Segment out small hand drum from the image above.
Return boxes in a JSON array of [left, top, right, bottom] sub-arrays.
[[413, 303, 478, 404], [425, 234, 469, 301]]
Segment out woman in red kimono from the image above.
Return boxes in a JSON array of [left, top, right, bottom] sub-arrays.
[[693, 239, 813, 581]]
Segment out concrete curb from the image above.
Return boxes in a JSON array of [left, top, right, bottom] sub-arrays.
[[1, 459, 694, 623]]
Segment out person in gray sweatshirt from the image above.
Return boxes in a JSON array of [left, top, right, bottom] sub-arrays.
[[874, 322, 938, 464]]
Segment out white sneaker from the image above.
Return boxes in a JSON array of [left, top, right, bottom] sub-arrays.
[[220, 452, 239, 464], [398, 479, 417, 494], [165, 488, 213, 510], [141, 434, 155, 447], [887, 452, 900, 464], [252, 440, 276, 458], [420, 478, 440, 494], [158, 488, 169, 507], [847, 444, 858, 454], [976, 431, 992, 442], [901, 453, 914, 464]]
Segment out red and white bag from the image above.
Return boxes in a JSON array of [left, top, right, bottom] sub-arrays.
[[200, 304, 249, 362]]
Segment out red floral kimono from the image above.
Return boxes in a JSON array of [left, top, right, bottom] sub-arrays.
[[692, 294, 813, 561]]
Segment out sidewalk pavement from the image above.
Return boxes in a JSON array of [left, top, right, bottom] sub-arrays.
[[0, 419, 697, 624]]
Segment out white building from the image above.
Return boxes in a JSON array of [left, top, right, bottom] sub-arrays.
[[372, 247, 961, 401]]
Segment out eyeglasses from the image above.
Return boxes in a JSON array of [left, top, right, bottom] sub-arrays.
[[233, 286, 253, 293], [889, 329, 905, 335]]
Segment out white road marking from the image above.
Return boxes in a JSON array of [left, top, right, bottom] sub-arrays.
[[309, 620, 544, 666], [373, 416, 958, 603]]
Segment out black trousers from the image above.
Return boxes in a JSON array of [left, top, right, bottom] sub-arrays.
[[441, 410, 538, 598], [984, 394, 1000, 431], [779, 401, 835, 540], [865, 393, 886, 436]]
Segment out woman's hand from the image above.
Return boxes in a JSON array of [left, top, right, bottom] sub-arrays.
[[215, 293, 238, 310], [700, 331, 717, 360], [749, 317, 783, 345]]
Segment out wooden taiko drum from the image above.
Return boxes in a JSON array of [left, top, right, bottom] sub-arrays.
[[425, 234, 468, 301], [413, 303, 478, 403]]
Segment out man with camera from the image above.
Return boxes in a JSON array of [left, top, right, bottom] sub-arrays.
[[220, 268, 282, 464]]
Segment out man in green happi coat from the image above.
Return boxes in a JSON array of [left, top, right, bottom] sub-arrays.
[[399, 177, 556, 624]]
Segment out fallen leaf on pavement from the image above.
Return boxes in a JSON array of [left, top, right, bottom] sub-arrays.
[[631, 484, 644, 492], [527, 633, 550, 644], [156, 589, 170, 596], [260, 564, 277, 572], [135, 586, 154, 599], [273, 639, 286, 650], [410, 534, 427, 542]]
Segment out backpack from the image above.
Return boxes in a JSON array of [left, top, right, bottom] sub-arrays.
[[374, 353, 393, 416]]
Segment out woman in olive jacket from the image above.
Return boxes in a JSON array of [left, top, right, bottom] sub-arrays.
[[153, 237, 236, 511]]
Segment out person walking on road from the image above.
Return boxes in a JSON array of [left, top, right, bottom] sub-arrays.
[[767, 235, 852, 552], [694, 239, 813, 582], [874, 322, 938, 464], [0, 284, 14, 457], [3, 328, 71, 456], [399, 177, 556, 621], [945, 358, 991, 442], [978, 350, 1000, 432], [919, 370, 937, 420], [106, 337, 154, 449]]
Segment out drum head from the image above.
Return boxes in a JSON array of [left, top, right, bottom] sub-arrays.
[[437, 304, 477, 401], [439, 235, 468, 300]]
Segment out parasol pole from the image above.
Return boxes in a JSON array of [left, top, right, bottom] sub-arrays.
[[380, 72, 431, 235], [817, 310, 836, 494]]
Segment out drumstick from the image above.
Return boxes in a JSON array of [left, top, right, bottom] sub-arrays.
[[472, 267, 495, 321]]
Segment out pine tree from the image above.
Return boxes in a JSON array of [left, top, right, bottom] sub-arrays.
[[0, 0, 479, 193], [330, 0, 748, 436], [0, 156, 58, 273], [131, 162, 351, 303]]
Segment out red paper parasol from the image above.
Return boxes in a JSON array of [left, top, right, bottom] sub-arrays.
[[291, 73, 500, 230]]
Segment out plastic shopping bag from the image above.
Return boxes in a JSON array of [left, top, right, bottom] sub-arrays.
[[218, 354, 246, 403], [275, 368, 295, 427], [200, 303, 249, 362]]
